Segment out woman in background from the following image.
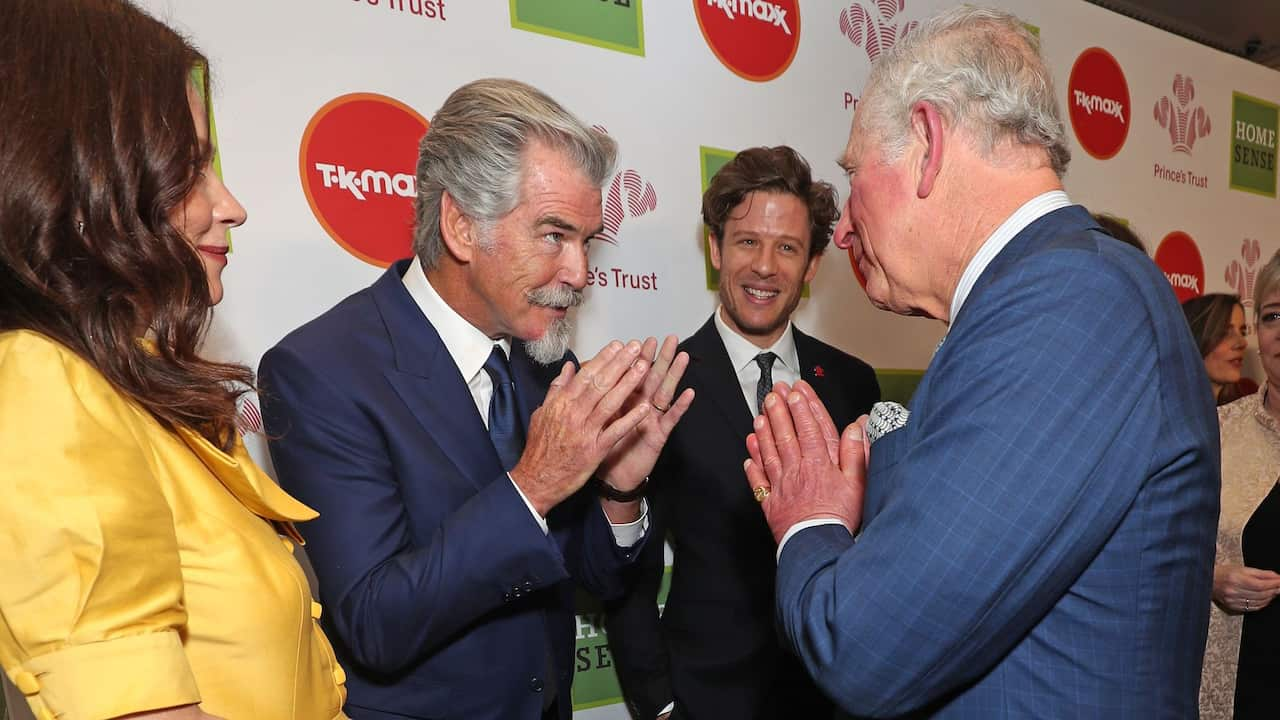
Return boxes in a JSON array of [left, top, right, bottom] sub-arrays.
[[1201, 254, 1280, 719], [1182, 293, 1249, 405], [0, 1, 346, 718]]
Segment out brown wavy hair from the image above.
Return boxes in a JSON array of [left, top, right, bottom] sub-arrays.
[[0, 0, 252, 450], [701, 145, 840, 258]]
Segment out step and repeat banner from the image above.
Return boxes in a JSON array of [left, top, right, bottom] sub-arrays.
[[138, 1, 1280, 717]]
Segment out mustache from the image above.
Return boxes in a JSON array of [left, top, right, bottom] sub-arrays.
[[526, 284, 584, 309]]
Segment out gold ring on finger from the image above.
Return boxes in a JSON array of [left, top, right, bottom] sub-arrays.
[[753, 485, 771, 503], [651, 401, 670, 413]]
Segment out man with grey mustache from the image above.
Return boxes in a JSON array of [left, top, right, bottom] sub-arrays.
[[259, 78, 694, 720]]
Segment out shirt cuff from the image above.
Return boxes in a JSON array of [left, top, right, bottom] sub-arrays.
[[659, 701, 675, 718], [777, 518, 850, 562], [16, 630, 200, 720], [608, 497, 649, 547], [509, 473, 549, 535]]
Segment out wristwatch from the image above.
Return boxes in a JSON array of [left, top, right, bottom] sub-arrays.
[[595, 476, 648, 502]]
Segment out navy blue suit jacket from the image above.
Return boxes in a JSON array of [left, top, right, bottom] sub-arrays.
[[776, 206, 1220, 718], [259, 260, 649, 720]]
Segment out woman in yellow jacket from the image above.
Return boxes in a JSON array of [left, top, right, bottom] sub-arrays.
[[0, 2, 347, 718]]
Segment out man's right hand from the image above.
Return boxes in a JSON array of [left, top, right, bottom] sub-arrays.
[[511, 340, 654, 516]]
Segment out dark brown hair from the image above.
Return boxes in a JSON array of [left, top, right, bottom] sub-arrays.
[[0, 0, 252, 450], [701, 146, 839, 257], [1181, 293, 1243, 360], [1092, 213, 1146, 254]]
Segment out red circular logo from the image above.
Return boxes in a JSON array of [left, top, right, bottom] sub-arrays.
[[1067, 47, 1130, 160], [694, 0, 800, 82], [1154, 231, 1205, 303], [299, 93, 429, 267]]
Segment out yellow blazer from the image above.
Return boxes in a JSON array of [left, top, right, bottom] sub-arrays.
[[0, 330, 347, 720]]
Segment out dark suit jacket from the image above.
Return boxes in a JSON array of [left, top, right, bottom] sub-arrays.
[[776, 206, 1220, 718], [606, 317, 880, 720], [258, 259, 649, 720]]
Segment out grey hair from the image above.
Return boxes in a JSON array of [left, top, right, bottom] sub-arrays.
[[413, 78, 618, 268], [857, 5, 1070, 178], [1254, 250, 1280, 319]]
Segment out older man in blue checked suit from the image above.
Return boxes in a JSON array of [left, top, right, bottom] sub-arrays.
[[744, 6, 1219, 719]]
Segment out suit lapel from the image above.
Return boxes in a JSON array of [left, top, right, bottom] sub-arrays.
[[793, 328, 839, 411], [685, 317, 756, 440], [373, 260, 504, 491]]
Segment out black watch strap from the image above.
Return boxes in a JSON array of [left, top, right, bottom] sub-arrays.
[[595, 476, 648, 502]]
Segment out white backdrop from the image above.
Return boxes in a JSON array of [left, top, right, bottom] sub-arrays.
[[134, 1, 1280, 717]]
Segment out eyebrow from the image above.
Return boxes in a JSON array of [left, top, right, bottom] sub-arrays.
[[537, 214, 604, 238]]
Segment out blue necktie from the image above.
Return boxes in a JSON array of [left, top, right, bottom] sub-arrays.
[[483, 346, 525, 471]]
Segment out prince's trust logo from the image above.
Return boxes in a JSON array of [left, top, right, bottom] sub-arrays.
[[1226, 238, 1263, 331], [1152, 74, 1211, 190], [839, 0, 918, 62], [600, 170, 658, 245], [1154, 74, 1212, 155], [586, 127, 660, 293]]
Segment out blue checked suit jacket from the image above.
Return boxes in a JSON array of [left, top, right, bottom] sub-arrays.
[[775, 206, 1220, 718]]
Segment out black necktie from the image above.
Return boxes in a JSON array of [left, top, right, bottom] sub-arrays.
[[755, 351, 777, 415], [483, 346, 525, 471]]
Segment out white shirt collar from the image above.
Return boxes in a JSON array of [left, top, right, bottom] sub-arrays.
[[948, 190, 1073, 324], [401, 256, 510, 380], [713, 306, 799, 375]]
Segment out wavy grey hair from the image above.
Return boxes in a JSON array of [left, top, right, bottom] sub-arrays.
[[413, 78, 618, 268], [857, 5, 1070, 178]]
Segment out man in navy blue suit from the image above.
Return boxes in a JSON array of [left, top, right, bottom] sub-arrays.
[[259, 79, 693, 720], [606, 146, 879, 720], [744, 6, 1219, 718]]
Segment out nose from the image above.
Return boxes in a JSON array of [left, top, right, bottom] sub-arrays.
[[833, 205, 854, 251], [561, 240, 588, 289], [750, 244, 776, 278], [212, 172, 248, 230]]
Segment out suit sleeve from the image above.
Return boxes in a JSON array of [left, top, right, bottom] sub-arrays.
[[604, 454, 674, 720], [0, 336, 200, 719], [776, 253, 1169, 715], [259, 343, 571, 675]]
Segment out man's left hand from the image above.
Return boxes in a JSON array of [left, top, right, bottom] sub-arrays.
[[744, 380, 867, 544], [597, 335, 695, 493]]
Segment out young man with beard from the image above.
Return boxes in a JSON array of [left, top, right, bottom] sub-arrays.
[[259, 79, 693, 720], [606, 146, 879, 720]]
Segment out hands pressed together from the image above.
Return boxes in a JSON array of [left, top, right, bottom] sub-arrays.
[[744, 380, 870, 545], [511, 336, 694, 518]]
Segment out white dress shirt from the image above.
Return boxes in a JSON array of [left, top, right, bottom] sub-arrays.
[[401, 257, 646, 545], [775, 190, 1075, 561], [713, 306, 800, 415]]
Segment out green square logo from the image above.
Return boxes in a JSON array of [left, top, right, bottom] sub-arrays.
[[510, 0, 644, 56], [570, 568, 671, 710], [191, 67, 231, 245], [1229, 91, 1279, 198], [700, 145, 738, 290]]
